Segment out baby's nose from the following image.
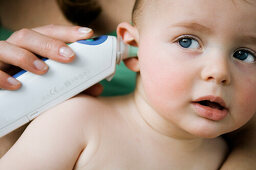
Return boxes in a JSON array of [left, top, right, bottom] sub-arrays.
[[200, 56, 231, 85]]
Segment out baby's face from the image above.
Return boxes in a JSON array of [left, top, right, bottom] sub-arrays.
[[136, 0, 256, 138]]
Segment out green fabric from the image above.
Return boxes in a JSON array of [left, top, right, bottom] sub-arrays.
[[100, 61, 136, 96], [100, 31, 137, 96], [0, 26, 13, 40], [0, 26, 136, 96]]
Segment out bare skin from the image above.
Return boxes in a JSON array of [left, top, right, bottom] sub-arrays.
[[0, 93, 227, 170], [0, 0, 256, 169]]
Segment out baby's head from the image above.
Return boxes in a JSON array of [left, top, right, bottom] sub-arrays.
[[118, 0, 256, 138]]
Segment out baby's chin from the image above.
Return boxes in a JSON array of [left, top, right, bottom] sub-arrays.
[[190, 130, 223, 139], [182, 120, 230, 139]]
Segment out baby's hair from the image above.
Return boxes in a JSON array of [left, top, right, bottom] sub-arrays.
[[132, 0, 144, 25], [56, 0, 102, 26]]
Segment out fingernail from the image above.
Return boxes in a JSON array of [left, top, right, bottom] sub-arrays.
[[33, 60, 48, 71], [78, 27, 92, 34], [7, 77, 20, 86], [59, 47, 74, 58]]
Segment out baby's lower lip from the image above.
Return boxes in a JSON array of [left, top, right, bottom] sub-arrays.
[[192, 103, 228, 121]]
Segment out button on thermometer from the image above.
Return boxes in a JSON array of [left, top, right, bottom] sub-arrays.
[[0, 35, 137, 137]]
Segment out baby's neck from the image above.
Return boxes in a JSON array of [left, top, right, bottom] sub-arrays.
[[119, 86, 205, 152], [117, 92, 205, 153], [120, 75, 214, 148]]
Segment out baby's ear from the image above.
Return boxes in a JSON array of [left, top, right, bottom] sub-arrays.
[[117, 22, 139, 46], [117, 22, 140, 72]]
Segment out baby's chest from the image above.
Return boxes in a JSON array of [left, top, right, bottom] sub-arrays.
[[76, 148, 166, 169], [73, 119, 222, 170], [74, 133, 178, 170]]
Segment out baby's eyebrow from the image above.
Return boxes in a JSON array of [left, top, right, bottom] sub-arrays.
[[239, 35, 256, 45], [171, 22, 213, 34]]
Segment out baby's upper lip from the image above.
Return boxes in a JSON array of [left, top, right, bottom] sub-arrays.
[[192, 95, 228, 109]]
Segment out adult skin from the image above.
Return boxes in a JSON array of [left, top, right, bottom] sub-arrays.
[[0, 0, 255, 169]]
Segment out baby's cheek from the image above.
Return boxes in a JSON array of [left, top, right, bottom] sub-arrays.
[[234, 81, 256, 124], [140, 57, 190, 106], [239, 90, 256, 112]]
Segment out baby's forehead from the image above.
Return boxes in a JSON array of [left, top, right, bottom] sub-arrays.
[[136, 0, 256, 14], [133, 0, 256, 45], [135, 0, 256, 28]]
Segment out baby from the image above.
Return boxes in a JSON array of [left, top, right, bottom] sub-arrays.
[[1, 0, 256, 169]]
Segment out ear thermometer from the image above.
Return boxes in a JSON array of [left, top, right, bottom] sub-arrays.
[[0, 35, 134, 137]]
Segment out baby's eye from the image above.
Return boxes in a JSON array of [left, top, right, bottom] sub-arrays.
[[233, 49, 256, 63], [178, 37, 200, 49]]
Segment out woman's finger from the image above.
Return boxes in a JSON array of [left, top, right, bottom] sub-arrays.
[[0, 41, 48, 75], [32, 25, 93, 43], [7, 28, 76, 63], [0, 25, 95, 90], [0, 70, 21, 90], [81, 83, 103, 97]]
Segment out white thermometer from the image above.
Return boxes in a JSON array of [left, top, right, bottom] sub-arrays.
[[0, 35, 135, 137]]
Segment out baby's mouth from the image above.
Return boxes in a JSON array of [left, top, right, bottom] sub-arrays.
[[197, 100, 225, 110], [192, 95, 227, 110], [191, 96, 228, 121]]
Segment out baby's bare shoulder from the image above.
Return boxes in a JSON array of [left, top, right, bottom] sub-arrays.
[[63, 94, 110, 115], [31, 95, 116, 141], [45, 94, 114, 126]]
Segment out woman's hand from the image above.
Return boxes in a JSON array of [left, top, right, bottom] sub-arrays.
[[0, 25, 103, 158], [0, 24, 93, 90]]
